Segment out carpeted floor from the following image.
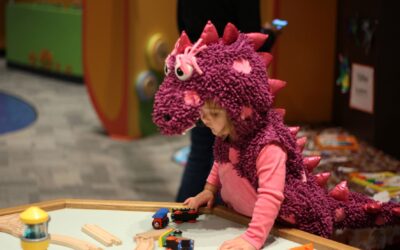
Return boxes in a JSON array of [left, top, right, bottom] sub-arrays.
[[0, 58, 189, 208]]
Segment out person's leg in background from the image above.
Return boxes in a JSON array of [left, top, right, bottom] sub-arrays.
[[176, 126, 214, 202]]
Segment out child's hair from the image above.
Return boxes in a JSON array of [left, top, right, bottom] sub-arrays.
[[203, 99, 237, 140]]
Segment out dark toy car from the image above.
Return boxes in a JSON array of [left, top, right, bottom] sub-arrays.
[[165, 235, 194, 250], [171, 208, 199, 223]]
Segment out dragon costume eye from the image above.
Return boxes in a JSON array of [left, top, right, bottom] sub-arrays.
[[175, 64, 193, 81], [164, 64, 170, 76]]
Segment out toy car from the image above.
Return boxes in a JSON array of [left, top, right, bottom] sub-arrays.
[[171, 208, 199, 223], [165, 235, 194, 250], [160, 229, 183, 247], [152, 208, 169, 229]]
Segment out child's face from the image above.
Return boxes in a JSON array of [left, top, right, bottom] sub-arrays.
[[199, 105, 230, 138]]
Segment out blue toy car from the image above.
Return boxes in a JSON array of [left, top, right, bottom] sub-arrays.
[[152, 208, 170, 229]]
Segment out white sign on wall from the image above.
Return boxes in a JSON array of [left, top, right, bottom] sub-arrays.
[[349, 63, 374, 114]]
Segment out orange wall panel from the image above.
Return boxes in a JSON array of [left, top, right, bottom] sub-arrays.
[[127, 0, 178, 136], [273, 0, 337, 123], [83, 0, 178, 139]]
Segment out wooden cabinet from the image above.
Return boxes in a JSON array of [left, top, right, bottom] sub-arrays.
[[333, 0, 400, 159], [271, 0, 337, 124]]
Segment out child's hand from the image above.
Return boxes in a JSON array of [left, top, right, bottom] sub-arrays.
[[183, 190, 215, 210], [218, 236, 256, 250]]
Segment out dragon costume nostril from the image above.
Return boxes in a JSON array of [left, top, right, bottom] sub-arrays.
[[163, 114, 172, 122]]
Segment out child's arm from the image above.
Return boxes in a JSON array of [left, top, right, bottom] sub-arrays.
[[242, 144, 287, 249], [183, 182, 217, 210]]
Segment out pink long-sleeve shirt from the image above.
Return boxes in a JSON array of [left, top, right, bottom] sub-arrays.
[[207, 144, 286, 249]]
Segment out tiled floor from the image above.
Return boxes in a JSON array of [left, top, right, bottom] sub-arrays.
[[0, 58, 189, 208]]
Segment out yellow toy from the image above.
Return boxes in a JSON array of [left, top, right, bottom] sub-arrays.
[[20, 206, 50, 250]]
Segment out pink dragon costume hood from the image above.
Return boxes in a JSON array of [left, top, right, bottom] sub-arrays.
[[152, 21, 400, 237]]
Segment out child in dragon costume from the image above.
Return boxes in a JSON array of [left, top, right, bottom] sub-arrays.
[[152, 21, 400, 249]]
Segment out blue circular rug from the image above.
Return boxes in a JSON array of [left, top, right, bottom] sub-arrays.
[[0, 91, 37, 135]]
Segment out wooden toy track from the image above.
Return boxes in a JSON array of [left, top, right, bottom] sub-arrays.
[[51, 234, 103, 250], [0, 213, 23, 237], [0, 199, 359, 250], [82, 224, 122, 246], [134, 228, 174, 250], [134, 236, 154, 250], [0, 213, 103, 250]]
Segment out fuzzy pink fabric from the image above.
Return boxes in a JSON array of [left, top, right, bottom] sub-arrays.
[[152, 22, 400, 239], [232, 59, 252, 74]]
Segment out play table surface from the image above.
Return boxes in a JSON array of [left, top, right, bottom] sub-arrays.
[[0, 199, 359, 250]]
